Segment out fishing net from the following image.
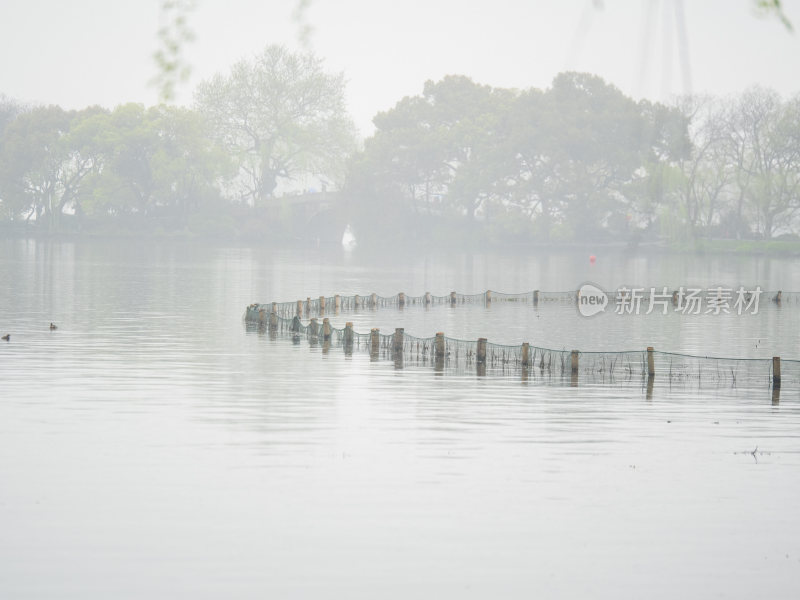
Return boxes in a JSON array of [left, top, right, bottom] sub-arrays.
[[244, 288, 798, 389]]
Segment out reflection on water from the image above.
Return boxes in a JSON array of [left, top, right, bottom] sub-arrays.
[[1, 239, 799, 599]]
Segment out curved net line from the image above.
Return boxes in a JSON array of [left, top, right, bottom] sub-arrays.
[[244, 311, 787, 386], [253, 286, 800, 318], [254, 288, 794, 320], [244, 291, 796, 387]]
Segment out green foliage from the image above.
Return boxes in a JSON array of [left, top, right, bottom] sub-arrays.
[[0, 100, 230, 235], [361, 75, 512, 224], [347, 73, 800, 247], [78, 103, 231, 230], [2, 45, 357, 240], [152, 0, 197, 103], [195, 45, 358, 205], [0, 105, 86, 230], [753, 0, 794, 31], [349, 72, 692, 243], [1, 64, 798, 246]]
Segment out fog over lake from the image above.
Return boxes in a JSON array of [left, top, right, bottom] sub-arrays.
[[2, 1, 800, 598], [1, 239, 799, 598]]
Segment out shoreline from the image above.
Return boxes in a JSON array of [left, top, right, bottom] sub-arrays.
[[3, 229, 800, 257]]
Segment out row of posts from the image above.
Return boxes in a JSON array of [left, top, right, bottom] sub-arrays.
[[256, 306, 784, 391], [286, 288, 787, 318], [286, 290, 547, 318]]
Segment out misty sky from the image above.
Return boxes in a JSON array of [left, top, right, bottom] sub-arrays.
[[2, 0, 799, 135]]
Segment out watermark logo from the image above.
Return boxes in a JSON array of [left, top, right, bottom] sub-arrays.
[[577, 282, 609, 317], [614, 286, 762, 315], [575, 285, 763, 316]]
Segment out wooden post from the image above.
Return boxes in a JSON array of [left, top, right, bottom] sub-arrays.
[[309, 317, 319, 338], [393, 328, 404, 357], [306, 297, 311, 315], [271, 302, 277, 316], [477, 338, 487, 364], [450, 291, 457, 305], [569, 350, 579, 386], [775, 291, 782, 305], [533, 290, 539, 306], [435, 332, 445, 360], [319, 296, 326, 314], [335, 294, 341, 313], [424, 292, 431, 306], [398, 292, 405, 307], [671, 291, 678, 306], [773, 356, 781, 388], [370, 328, 380, 359], [344, 322, 354, 353], [269, 310, 278, 333], [258, 307, 266, 325], [323, 318, 331, 341], [296, 300, 303, 317], [521, 342, 530, 366], [370, 293, 377, 309], [485, 290, 492, 305], [647, 346, 655, 378]]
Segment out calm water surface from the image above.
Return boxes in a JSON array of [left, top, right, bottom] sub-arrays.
[[1, 239, 799, 599]]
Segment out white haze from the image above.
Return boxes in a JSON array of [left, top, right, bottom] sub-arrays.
[[1, 0, 799, 136]]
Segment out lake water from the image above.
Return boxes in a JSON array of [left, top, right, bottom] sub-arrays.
[[1, 238, 799, 599]]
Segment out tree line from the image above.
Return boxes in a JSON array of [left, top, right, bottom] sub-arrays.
[[348, 73, 800, 245], [0, 46, 355, 240], [1, 45, 798, 245]]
